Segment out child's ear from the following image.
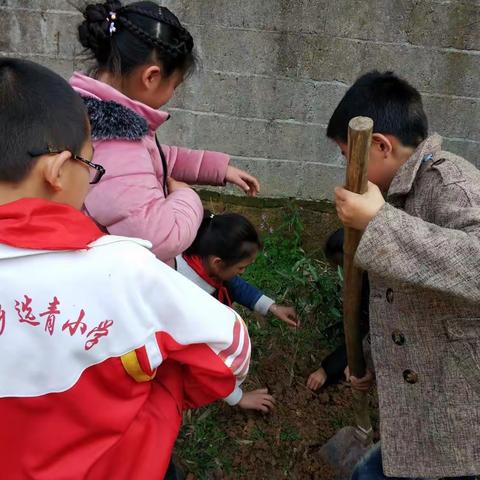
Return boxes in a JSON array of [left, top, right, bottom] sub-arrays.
[[43, 150, 72, 192], [371, 133, 393, 157], [211, 256, 224, 268], [141, 65, 162, 90]]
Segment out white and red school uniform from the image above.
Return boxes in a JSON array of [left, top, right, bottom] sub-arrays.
[[176, 254, 270, 406], [0, 199, 250, 480]]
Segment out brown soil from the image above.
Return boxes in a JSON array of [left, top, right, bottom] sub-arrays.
[[220, 355, 351, 480], [180, 331, 379, 479]]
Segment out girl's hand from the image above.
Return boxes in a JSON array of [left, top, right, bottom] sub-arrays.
[[334, 181, 384, 230], [225, 166, 260, 197], [167, 177, 191, 194], [269, 304, 300, 327], [307, 367, 327, 391], [238, 388, 275, 413]]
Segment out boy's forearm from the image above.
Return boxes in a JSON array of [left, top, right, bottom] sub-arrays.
[[356, 203, 480, 304]]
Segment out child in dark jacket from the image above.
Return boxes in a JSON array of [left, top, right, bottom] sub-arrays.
[[307, 228, 370, 391], [176, 211, 299, 412]]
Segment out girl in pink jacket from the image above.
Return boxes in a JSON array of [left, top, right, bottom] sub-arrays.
[[70, 0, 260, 265]]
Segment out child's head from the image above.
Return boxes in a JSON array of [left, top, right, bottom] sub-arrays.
[[0, 58, 94, 210], [186, 212, 262, 282], [79, 1, 195, 109], [324, 228, 344, 267], [327, 71, 428, 192]]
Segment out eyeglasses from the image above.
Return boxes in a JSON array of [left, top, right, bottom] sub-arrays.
[[28, 147, 106, 185]]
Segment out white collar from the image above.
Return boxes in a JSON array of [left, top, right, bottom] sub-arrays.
[[175, 255, 216, 295]]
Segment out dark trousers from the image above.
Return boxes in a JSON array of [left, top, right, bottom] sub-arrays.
[[352, 443, 476, 480], [164, 461, 179, 480]]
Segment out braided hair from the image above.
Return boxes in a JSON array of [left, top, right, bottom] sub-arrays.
[[78, 1, 195, 77]]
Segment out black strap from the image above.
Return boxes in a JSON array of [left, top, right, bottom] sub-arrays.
[[155, 135, 168, 197]]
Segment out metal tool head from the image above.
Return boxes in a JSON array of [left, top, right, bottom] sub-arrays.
[[318, 426, 373, 480]]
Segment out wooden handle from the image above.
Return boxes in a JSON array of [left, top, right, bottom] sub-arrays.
[[343, 116, 373, 380], [345, 117, 372, 196], [343, 117, 374, 443]]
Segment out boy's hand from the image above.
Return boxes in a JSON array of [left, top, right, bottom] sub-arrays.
[[335, 181, 385, 230], [225, 166, 260, 197], [238, 388, 275, 413], [167, 177, 191, 194], [269, 304, 300, 327], [307, 367, 327, 391], [345, 367, 375, 391]]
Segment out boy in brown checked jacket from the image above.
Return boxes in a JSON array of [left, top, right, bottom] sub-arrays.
[[328, 71, 479, 480]]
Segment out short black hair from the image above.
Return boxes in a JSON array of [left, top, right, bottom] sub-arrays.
[[327, 71, 428, 148], [186, 211, 262, 267], [324, 228, 344, 267], [79, 1, 196, 77], [0, 58, 89, 183]]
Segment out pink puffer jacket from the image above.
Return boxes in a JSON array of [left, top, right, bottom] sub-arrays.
[[70, 72, 229, 264]]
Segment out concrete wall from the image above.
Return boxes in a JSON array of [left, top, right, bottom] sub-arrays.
[[1, 0, 479, 199]]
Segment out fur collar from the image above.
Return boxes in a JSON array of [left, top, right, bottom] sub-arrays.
[[82, 96, 149, 141]]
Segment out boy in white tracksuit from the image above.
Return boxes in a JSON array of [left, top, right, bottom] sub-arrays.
[[0, 58, 250, 480]]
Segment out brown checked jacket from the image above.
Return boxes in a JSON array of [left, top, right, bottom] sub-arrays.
[[355, 134, 480, 478]]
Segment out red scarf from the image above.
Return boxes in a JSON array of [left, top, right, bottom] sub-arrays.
[[182, 254, 232, 307], [0, 198, 104, 250]]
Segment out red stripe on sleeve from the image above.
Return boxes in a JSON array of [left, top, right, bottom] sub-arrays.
[[230, 325, 251, 373], [237, 353, 250, 380], [218, 317, 241, 362]]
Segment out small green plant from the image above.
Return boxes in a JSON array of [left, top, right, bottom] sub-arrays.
[[244, 205, 343, 349]]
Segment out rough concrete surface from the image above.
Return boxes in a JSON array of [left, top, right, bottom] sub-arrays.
[[1, 0, 478, 200]]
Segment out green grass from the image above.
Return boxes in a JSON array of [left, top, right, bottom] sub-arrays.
[[250, 425, 266, 441], [279, 425, 302, 442], [175, 207, 344, 478], [178, 407, 231, 475], [244, 205, 343, 350]]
